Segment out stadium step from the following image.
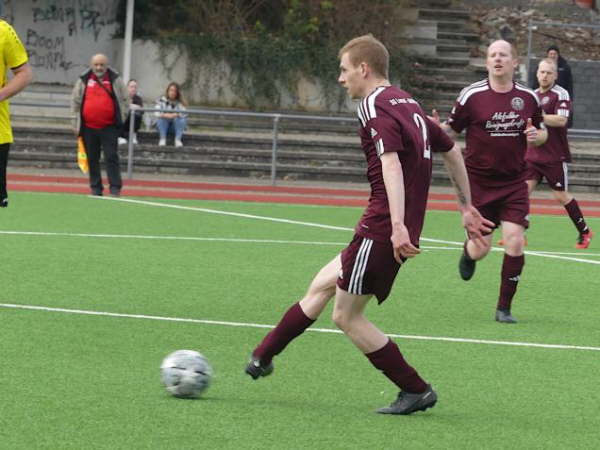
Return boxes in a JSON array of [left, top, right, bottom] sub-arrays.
[[419, 8, 471, 21], [8, 124, 600, 191]]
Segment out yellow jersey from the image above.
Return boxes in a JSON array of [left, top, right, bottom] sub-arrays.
[[0, 20, 28, 144]]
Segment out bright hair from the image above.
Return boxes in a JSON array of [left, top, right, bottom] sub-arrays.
[[338, 34, 389, 79], [538, 58, 557, 72]]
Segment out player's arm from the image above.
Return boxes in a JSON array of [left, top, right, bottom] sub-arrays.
[[524, 117, 547, 147], [542, 112, 567, 127], [0, 63, 33, 102], [441, 144, 494, 245], [428, 109, 458, 139], [380, 152, 420, 262]]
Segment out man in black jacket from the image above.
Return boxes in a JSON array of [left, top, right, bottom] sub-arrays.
[[71, 54, 128, 196]]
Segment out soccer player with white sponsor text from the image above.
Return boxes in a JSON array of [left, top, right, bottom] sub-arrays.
[[244, 34, 492, 415], [433, 40, 548, 324], [525, 58, 592, 249]]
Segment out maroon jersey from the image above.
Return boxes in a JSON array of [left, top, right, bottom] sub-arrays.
[[526, 85, 571, 164], [448, 80, 544, 185], [355, 86, 453, 245]]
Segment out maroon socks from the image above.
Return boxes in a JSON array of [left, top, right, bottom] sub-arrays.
[[252, 302, 315, 365], [365, 339, 427, 394], [564, 199, 589, 234], [497, 253, 525, 311]]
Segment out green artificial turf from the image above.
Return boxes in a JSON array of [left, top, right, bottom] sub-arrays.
[[1, 191, 598, 449]]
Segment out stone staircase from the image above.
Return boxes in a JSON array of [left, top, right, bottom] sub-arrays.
[[8, 123, 600, 191], [412, 1, 485, 116], [8, 82, 600, 192]]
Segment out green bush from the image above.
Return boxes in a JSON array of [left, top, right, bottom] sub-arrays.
[[117, 0, 416, 109]]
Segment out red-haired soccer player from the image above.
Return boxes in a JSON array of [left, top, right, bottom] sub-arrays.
[[244, 34, 492, 415]]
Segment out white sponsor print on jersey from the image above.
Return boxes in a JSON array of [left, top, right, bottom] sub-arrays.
[[485, 111, 524, 137]]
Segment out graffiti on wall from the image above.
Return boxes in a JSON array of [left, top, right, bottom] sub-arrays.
[[12, 0, 120, 80], [31, 0, 115, 42]]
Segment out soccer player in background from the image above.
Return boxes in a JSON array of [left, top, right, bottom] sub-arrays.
[[525, 58, 592, 248], [433, 40, 547, 324], [244, 34, 493, 415], [0, 20, 33, 207]]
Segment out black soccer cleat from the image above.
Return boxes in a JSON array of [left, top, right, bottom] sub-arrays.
[[458, 252, 476, 281], [377, 385, 437, 415], [495, 309, 517, 324], [245, 355, 274, 380], [0, 197, 7, 208]]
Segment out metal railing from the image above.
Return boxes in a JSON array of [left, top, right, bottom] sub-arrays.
[[11, 101, 600, 184], [12, 101, 357, 185], [125, 106, 357, 184]]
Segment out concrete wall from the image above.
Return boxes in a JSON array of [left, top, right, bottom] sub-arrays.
[[5, 0, 120, 83], [569, 60, 600, 130], [2, 0, 435, 113]]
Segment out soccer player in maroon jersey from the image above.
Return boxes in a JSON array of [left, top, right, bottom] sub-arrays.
[[244, 34, 493, 415], [525, 58, 593, 249], [434, 40, 548, 324]]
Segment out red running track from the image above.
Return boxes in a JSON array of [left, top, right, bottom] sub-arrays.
[[7, 173, 600, 217]]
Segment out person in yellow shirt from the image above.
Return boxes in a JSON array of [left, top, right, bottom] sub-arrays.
[[0, 20, 33, 207]]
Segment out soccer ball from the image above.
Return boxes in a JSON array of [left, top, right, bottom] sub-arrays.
[[160, 350, 213, 398]]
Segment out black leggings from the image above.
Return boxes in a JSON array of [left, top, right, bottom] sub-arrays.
[[0, 143, 10, 200]]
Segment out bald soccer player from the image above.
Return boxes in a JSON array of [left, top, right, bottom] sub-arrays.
[[434, 40, 547, 324]]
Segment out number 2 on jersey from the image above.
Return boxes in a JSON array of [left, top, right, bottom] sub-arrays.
[[412, 113, 431, 159]]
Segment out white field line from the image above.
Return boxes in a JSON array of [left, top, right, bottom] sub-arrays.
[[1, 303, 599, 352], [96, 197, 600, 265], [4, 229, 600, 263], [0, 230, 348, 246]]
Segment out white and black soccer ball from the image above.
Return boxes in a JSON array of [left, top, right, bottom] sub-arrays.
[[160, 350, 213, 398]]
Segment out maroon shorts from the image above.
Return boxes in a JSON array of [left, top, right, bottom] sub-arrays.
[[471, 178, 530, 230], [337, 234, 401, 304], [525, 161, 568, 191]]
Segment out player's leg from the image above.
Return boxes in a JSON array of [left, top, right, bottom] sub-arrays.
[[332, 289, 436, 414], [0, 143, 10, 207], [526, 178, 538, 195], [496, 220, 526, 324], [550, 168, 593, 249], [245, 254, 340, 379], [459, 232, 493, 281], [459, 186, 495, 280]]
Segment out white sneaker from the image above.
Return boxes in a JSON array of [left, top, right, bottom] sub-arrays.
[[175, 139, 183, 148], [118, 137, 128, 145], [132, 133, 138, 145], [158, 138, 166, 146]]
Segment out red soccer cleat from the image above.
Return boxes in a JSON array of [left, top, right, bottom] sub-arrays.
[[575, 230, 593, 249]]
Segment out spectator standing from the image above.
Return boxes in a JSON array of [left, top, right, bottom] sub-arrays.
[[119, 79, 144, 146], [155, 82, 187, 147], [71, 53, 128, 197], [0, 20, 33, 207]]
